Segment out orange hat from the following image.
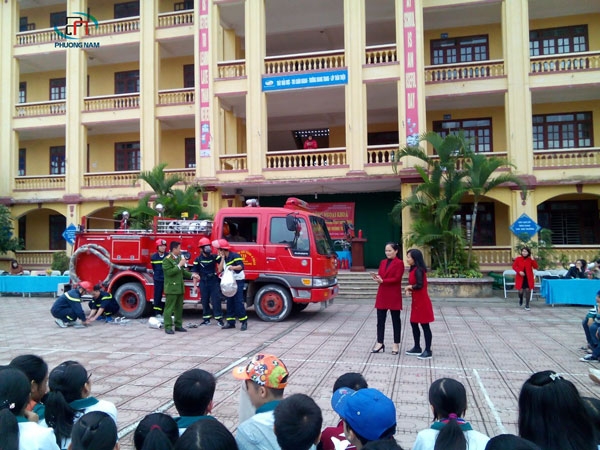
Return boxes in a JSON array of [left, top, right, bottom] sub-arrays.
[[232, 353, 289, 389]]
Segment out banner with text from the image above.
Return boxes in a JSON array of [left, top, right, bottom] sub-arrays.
[[199, 0, 211, 157], [403, 0, 420, 146], [307, 202, 355, 240]]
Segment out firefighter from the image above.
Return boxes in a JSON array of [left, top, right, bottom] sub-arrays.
[[216, 239, 248, 331], [192, 237, 224, 327], [86, 284, 120, 323], [51, 281, 93, 328], [151, 239, 168, 318]]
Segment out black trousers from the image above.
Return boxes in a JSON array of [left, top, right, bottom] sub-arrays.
[[153, 280, 164, 314], [410, 322, 432, 352], [376, 308, 401, 344]]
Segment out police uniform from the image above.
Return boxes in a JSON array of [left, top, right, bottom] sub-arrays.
[[151, 249, 167, 315], [223, 250, 248, 328], [192, 252, 223, 324], [51, 288, 87, 324], [88, 289, 120, 319], [163, 252, 193, 333]]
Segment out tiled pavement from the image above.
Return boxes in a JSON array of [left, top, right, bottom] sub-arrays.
[[0, 294, 598, 449]]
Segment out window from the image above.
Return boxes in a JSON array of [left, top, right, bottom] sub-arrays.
[[114, 1, 139, 18], [530, 25, 588, 56], [367, 131, 399, 146], [183, 64, 194, 88], [49, 78, 66, 100], [270, 217, 309, 252], [115, 141, 140, 171], [174, 1, 194, 11], [50, 146, 65, 175], [18, 216, 26, 248], [115, 70, 140, 94], [19, 82, 26, 103], [50, 11, 67, 28], [454, 203, 496, 246], [18, 149, 26, 176], [185, 138, 196, 168], [222, 217, 258, 243], [433, 118, 492, 153], [431, 35, 488, 65], [49, 215, 67, 251], [293, 129, 329, 149], [538, 201, 599, 245], [532, 112, 593, 150]]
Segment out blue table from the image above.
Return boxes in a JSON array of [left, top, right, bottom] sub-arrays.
[[541, 278, 600, 305], [0, 275, 70, 297]]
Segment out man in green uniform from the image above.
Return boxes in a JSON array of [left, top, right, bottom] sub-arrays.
[[163, 240, 199, 335]]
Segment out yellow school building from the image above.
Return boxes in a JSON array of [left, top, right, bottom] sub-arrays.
[[0, 0, 599, 270]]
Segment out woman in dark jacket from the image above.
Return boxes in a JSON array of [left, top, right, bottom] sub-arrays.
[[371, 242, 405, 355], [566, 259, 587, 279]]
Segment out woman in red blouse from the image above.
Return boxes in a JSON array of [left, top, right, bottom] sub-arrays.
[[512, 247, 538, 311]]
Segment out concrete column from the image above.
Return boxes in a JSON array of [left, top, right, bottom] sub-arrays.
[[139, 0, 159, 171], [244, 0, 267, 178], [64, 0, 87, 196], [343, 0, 367, 175], [0, 1, 17, 199]]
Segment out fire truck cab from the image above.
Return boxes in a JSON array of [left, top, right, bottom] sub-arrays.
[[71, 197, 339, 322]]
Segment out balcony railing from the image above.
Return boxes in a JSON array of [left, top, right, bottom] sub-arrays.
[[430, 151, 508, 170], [157, 10, 194, 27], [366, 145, 397, 164], [15, 26, 61, 46], [86, 17, 140, 36], [163, 168, 196, 184], [472, 246, 513, 267], [365, 44, 397, 65], [425, 59, 505, 82], [83, 171, 140, 188], [217, 60, 246, 78], [15, 100, 66, 117], [219, 154, 247, 171], [266, 148, 346, 169], [265, 50, 345, 74], [14, 175, 65, 191], [158, 88, 194, 105], [530, 51, 600, 74], [84, 93, 140, 111], [14, 250, 56, 268], [533, 147, 600, 169]]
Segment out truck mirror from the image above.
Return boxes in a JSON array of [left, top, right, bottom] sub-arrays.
[[286, 214, 298, 232]]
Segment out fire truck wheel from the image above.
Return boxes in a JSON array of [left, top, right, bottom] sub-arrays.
[[254, 284, 293, 322], [115, 282, 150, 319]]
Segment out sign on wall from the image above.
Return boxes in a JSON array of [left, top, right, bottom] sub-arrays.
[[509, 214, 541, 239], [307, 202, 355, 240], [403, 0, 420, 146], [262, 69, 349, 92], [199, 0, 211, 157]]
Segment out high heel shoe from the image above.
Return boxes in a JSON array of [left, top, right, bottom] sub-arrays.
[[391, 345, 399, 355], [371, 344, 385, 353]]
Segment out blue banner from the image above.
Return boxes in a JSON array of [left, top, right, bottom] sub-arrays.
[[62, 223, 77, 245], [509, 214, 541, 239], [262, 69, 348, 91]]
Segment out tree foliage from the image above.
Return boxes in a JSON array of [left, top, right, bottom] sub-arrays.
[[116, 164, 211, 229], [0, 205, 23, 254], [392, 131, 527, 277]]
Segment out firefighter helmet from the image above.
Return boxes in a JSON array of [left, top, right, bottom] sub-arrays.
[[217, 239, 231, 250], [78, 281, 93, 291], [155, 239, 167, 247], [198, 237, 211, 247]]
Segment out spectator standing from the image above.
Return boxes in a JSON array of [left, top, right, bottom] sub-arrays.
[[86, 284, 120, 322], [518, 370, 596, 450], [412, 377, 489, 450], [9, 259, 24, 275], [370, 242, 404, 355], [331, 387, 397, 449], [216, 239, 248, 331], [274, 393, 323, 450], [51, 281, 93, 328], [192, 238, 223, 326], [404, 249, 434, 359], [232, 353, 290, 450], [566, 259, 587, 279], [173, 369, 216, 435], [512, 247, 538, 310], [163, 241, 199, 335], [319, 372, 368, 450], [150, 239, 168, 318], [304, 135, 318, 150]]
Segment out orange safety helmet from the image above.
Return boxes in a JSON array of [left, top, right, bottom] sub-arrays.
[[217, 239, 231, 250], [155, 239, 167, 247], [198, 237, 211, 247], [78, 281, 93, 291]]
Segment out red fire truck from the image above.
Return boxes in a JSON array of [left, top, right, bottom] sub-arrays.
[[70, 198, 339, 322]]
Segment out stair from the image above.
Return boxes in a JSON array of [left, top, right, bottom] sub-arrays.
[[335, 270, 379, 302]]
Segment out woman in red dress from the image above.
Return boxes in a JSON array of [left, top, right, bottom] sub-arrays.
[[371, 242, 405, 355], [512, 246, 538, 311], [404, 249, 435, 360]]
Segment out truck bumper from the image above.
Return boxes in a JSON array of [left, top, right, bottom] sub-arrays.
[[293, 284, 338, 304]]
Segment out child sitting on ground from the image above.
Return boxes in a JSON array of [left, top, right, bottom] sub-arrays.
[[173, 368, 216, 435]]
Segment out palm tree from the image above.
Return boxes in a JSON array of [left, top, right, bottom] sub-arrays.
[[463, 152, 527, 267]]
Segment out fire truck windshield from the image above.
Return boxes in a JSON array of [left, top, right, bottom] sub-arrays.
[[310, 216, 335, 256]]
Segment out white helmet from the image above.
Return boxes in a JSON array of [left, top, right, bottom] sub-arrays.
[[148, 317, 163, 329]]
